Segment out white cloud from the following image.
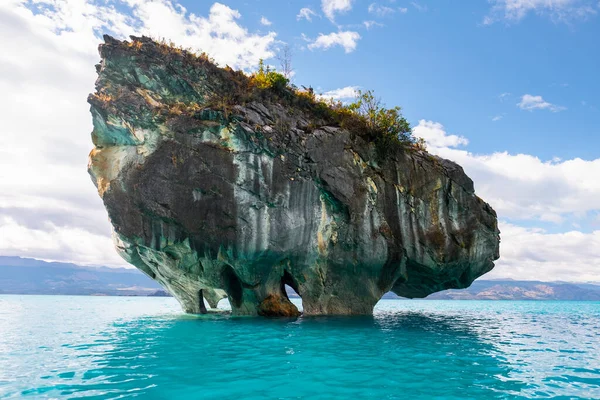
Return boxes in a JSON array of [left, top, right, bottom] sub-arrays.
[[322, 0, 353, 21], [363, 20, 384, 29], [260, 16, 272, 26], [485, 222, 600, 282], [0, 0, 278, 267], [0, 216, 126, 267], [419, 121, 600, 224], [399, 7, 408, 13], [415, 120, 600, 281], [307, 31, 361, 53], [297, 7, 318, 21], [120, 2, 277, 70], [485, 0, 599, 24], [492, 115, 503, 121], [413, 120, 469, 148], [368, 3, 395, 16], [517, 94, 566, 112], [317, 86, 360, 101]]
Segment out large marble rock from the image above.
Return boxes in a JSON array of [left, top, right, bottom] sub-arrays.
[[88, 35, 500, 316]]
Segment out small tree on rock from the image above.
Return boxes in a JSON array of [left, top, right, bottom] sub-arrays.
[[348, 89, 412, 143], [277, 45, 294, 79], [252, 59, 289, 91]]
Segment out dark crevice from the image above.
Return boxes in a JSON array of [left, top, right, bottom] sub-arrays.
[[222, 265, 243, 308], [281, 270, 300, 300], [198, 289, 208, 314]]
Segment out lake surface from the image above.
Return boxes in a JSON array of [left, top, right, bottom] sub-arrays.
[[0, 296, 598, 399]]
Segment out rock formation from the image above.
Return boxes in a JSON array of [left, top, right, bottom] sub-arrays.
[[88, 35, 500, 316]]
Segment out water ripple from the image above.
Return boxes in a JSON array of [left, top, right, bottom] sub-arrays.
[[0, 296, 599, 399]]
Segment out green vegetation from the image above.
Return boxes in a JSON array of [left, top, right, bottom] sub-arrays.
[[291, 88, 424, 157], [251, 60, 289, 91], [114, 37, 425, 158], [244, 58, 421, 156], [347, 90, 411, 142], [346, 90, 416, 155]]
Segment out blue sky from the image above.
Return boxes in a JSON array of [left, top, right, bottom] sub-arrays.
[[1, 0, 600, 281], [172, 0, 600, 160]]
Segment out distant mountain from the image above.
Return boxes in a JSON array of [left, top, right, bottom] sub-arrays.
[[0, 256, 162, 296], [379, 281, 600, 301], [423, 279, 600, 301], [286, 280, 600, 301], [2, 257, 600, 300]]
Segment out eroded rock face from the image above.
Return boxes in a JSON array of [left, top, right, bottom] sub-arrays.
[[88, 35, 500, 316]]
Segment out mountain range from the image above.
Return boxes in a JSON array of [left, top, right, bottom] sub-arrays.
[[0, 256, 162, 296], [1, 257, 599, 300]]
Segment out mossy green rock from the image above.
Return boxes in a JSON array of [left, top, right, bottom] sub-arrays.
[[88, 35, 500, 316]]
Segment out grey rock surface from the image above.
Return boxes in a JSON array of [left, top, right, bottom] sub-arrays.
[[88, 35, 500, 316]]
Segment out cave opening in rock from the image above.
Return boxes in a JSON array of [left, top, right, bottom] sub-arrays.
[[198, 289, 208, 314], [281, 271, 299, 298], [222, 265, 243, 308], [281, 270, 302, 313], [283, 285, 299, 299]]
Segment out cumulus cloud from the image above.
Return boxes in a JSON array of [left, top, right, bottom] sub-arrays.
[[484, 0, 599, 24], [486, 222, 600, 282], [517, 94, 566, 112], [414, 120, 600, 281], [120, 1, 277, 70], [260, 16, 272, 26], [0, 0, 278, 267], [0, 216, 126, 267], [297, 7, 318, 21], [307, 31, 361, 53], [416, 120, 600, 225], [317, 86, 360, 101], [413, 120, 469, 148], [322, 0, 353, 21]]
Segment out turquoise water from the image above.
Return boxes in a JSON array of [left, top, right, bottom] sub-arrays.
[[0, 296, 599, 399]]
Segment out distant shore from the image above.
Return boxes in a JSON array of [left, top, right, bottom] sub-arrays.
[[2, 256, 600, 301]]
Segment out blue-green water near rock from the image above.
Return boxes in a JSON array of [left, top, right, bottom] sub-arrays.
[[0, 296, 598, 399]]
